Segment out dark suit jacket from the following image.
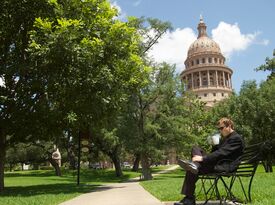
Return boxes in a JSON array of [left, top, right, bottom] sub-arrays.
[[203, 131, 245, 172]]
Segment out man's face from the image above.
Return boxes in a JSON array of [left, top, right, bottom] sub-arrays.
[[218, 123, 231, 137]]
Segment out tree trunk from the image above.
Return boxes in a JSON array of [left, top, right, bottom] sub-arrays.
[[132, 153, 140, 172], [32, 163, 39, 170], [68, 144, 76, 170], [110, 153, 123, 177], [141, 153, 152, 180], [48, 158, 62, 176], [67, 131, 76, 170], [264, 157, 273, 173], [0, 129, 6, 192], [267, 154, 273, 172]]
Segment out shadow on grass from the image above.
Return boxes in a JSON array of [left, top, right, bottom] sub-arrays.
[[153, 175, 184, 181], [79, 170, 136, 183], [151, 169, 185, 181], [0, 183, 100, 197], [4, 170, 57, 177], [5, 169, 137, 184]]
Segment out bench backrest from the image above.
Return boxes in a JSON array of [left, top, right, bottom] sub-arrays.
[[235, 142, 264, 176]]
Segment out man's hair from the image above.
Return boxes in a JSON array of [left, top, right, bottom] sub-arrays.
[[217, 117, 234, 129]]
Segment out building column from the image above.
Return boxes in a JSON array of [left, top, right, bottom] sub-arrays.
[[222, 71, 225, 87], [199, 71, 202, 87], [207, 70, 210, 87], [215, 70, 218, 86], [227, 73, 230, 88], [191, 72, 194, 89]]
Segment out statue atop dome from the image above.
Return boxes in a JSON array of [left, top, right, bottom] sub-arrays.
[[197, 14, 207, 38]]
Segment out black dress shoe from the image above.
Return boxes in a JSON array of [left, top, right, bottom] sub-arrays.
[[178, 159, 198, 174], [174, 197, 195, 205], [173, 198, 184, 205], [183, 197, 195, 205]]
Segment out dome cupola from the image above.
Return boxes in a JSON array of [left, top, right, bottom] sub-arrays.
[[187, 16, 222, 57]]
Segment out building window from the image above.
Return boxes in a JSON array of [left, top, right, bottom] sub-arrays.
[[192, 61, 194, 66], [202, 58, 205, 63], [214, 58, 217, 63], [202, 78, 207, 86], [196, 59, 199, 64], [204, 93, 207, 97], [221, 93, 224, 97], [213, 93, 216, 96], [208, 58, 212, 63]]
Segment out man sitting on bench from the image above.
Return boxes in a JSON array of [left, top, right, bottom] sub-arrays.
[[175, 117, 245, 205]]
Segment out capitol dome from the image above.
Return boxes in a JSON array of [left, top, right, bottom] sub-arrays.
[[187, 36, 221, 57], [181, 16, 233, 108], [187, 17, 222, 57]]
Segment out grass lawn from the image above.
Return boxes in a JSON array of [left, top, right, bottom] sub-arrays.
[[140, 165, 275, 205], [0, 168, 141, 205], [0, 165, 172, 205]]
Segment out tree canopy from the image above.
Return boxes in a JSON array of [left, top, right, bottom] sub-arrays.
[[0, 0, 148, 191]]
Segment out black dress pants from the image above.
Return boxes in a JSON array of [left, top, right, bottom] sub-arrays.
[[181, 146, 215, 197]]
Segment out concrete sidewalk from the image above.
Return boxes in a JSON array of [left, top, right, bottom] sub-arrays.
[[60, 180, 163, 205], [60, 165, 179, 205]]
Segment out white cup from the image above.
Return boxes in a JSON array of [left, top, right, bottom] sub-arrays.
[[207, 133, 221, 145]]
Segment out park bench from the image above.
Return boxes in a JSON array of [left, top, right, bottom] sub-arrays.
[[198, 142, 265, 205]]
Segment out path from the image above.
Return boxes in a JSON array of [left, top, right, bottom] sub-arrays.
[[59, 165, 178, 205]]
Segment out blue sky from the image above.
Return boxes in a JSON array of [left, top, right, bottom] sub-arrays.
[[110, 0, 274, 93]]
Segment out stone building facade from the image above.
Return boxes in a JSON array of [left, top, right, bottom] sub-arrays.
[[181, 17, 233, 107]]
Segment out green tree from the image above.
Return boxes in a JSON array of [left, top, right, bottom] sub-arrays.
[[117, 62, 208, 180], [0, 0, 54, 191], [256, 49, 275, 79], [89, 16, 173, 176], [211, 81, 260, 142], [0, 0, 148, 190], [5, 143, 48, 171]]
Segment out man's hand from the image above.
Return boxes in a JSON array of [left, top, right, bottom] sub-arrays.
[[192, 155, 203, 162]]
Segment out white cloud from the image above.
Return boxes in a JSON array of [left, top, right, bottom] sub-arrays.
[[110, 1, 127, 20], [107, 2, 269, 73], [148, 28, 196, 73], [110, 1, 121, 12], [148, 21, 269, 73], [212, 22, 260, 58], [133, 0, 142, 7]]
